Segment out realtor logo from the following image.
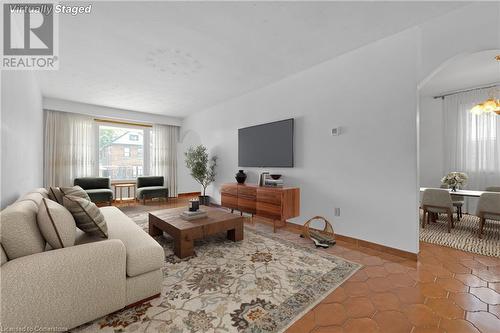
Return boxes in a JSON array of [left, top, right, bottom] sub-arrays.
[[4, 3, 53, 55], [2, 3, 58, 69]]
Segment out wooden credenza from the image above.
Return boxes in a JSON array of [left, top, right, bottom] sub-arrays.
[[220, 183, 300, 232]]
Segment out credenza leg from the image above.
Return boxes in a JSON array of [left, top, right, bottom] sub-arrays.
[[272, 219, 287, 233]]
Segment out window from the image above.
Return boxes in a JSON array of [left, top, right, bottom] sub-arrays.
[[469, 115, 497, 142], [99, 125, 145, 180]]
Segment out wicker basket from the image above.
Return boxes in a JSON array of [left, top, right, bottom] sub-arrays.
[[302, 216, 336, 245]]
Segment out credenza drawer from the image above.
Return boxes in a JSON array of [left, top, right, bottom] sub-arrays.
[[257, 202, 281, 220], [220, 184, 299, 232], [238, 197, 257, 214], [238, 186, 257, 199], [221, 184, 238, 196], [221, 193, 238, 209], [257, 188, 282, 205]]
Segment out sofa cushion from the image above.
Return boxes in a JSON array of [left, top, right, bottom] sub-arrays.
[[136, 186, 168, 199], [86, 189, 113, 203], [48, 187, 64, 204], [60, 186, 91, 201], [0, 200, 46, 259], [75, 206, 164, 277], [17, 192, 44, 206], [63, 196, 108, 238], [30, 188, 49, 198], [37, 198, 76, 249]]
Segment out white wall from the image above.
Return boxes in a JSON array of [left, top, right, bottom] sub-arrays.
[[1, 72, 44, 208], [180, 29, 420, 253], [43, 97, 182, 127], [178, 130, 202, 193], [178, 2, 500, 253], [418, 2, 500, 84], [419, 96, 443, 187]]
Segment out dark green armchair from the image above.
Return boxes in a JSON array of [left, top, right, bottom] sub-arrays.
[[136, 176, 168, 205], [74, 177, 113, 205]]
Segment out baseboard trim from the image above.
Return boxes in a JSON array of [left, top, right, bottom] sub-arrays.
[[284, 222, 417, 261], [178, 192, 201, 198], [335, 233, 417, 261], [215, 206, 418, 261]]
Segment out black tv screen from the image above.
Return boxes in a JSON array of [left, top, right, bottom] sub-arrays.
[[238, 118, 294, 167]]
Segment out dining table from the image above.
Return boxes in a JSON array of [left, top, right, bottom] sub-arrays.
[[419, 187, 487, 198], [419, 187, 488, 221]]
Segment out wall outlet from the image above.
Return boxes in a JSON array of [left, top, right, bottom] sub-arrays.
[[331, 127, 341, 136], [334, 208, 341, 216]]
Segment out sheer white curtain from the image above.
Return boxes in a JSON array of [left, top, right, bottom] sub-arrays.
[[44, 110, 97, 187], [443, 86, 500, 211], [151, 124, 179, 197]]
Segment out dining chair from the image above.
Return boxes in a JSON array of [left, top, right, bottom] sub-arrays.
[[476, 192, 500, 239], [485, 186, 500, 192], [421, 189, 454, 232], [440, 184, 464, 220]]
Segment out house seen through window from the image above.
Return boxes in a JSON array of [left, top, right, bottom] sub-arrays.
[[99, 125, 144, 180]]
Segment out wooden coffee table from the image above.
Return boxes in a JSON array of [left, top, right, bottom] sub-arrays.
[[148, 206, 245, 258]]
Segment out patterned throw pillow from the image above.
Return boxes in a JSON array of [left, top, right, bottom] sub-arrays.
[[37, 198, 76, 249], [60, 186, 91, 201], [62, 195, 108, 238], [48, 187, 64, 204]]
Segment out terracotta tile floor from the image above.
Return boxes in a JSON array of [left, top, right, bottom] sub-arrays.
[[118, 199, 500, 333], [244, 219, 499, 333], [273, 228, 500, 333]]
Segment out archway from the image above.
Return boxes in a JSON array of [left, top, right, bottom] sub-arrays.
[[416, 49, 500, 254]]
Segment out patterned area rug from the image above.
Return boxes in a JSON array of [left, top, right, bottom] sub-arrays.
[[73, 210, 360, 333], [419, 212, 500, 257]]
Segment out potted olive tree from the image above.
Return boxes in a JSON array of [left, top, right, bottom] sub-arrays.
[[184, 145, 217, 205]]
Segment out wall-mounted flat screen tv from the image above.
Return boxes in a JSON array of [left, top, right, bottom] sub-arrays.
[[238, 118, 294, 167]]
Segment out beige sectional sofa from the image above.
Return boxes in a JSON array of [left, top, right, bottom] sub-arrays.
[[0, 188, 165, 331]]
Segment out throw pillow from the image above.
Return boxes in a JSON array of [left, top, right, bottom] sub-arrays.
[[37, 198, 76, 249], [60, 186, 91, 201], [48, 187, 64, 204], [62, 195, 108, 238]]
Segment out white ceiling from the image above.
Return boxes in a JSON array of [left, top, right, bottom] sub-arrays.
[[36, 1, 466, 118], [420, 49, 500, 97]]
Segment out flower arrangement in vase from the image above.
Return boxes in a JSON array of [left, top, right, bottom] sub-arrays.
[[441, 172, 468, 192]]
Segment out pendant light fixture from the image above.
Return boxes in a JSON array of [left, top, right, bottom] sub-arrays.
[[469, 55, 500, 116]]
